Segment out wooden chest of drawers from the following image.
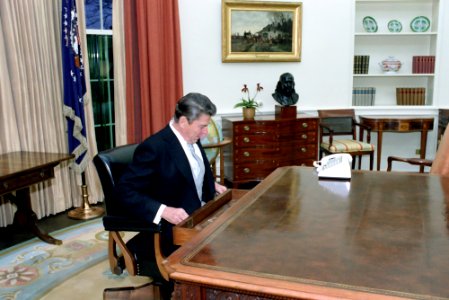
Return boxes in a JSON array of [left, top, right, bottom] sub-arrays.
[[222, 115, 318, 186]]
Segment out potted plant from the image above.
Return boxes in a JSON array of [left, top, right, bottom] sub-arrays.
[[234, 83, 263, 120]]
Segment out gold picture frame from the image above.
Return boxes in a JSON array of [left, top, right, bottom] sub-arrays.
[[222, 0, 302, 63]]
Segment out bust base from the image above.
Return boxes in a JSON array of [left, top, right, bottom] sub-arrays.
[[275, 105, 297, 119]]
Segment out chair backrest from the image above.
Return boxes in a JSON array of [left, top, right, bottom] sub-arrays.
[[431, 124, 449, 176], [318, 109, 357, 139], [93, 144, 138, 215]]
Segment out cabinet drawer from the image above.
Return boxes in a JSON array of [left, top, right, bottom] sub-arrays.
[[293, 120, 317, 132], [234, 143, 316, 162], [234, 123, 279, 134], [293, 143, 317, 159], [234, 162, 280, 181], [290, 131, 317, 144], [234, 134, 280, 147]]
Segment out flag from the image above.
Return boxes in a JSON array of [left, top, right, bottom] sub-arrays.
[[62, 0, 88, 173]]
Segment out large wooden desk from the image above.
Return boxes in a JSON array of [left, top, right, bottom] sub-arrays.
[[0, 151, 74, 244], [359, 116, 434, 171], [166, 166, 449, 299]]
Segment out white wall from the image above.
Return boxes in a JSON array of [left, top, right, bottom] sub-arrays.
[[178, 0, 449, 170], [178, 0, 354, 114]]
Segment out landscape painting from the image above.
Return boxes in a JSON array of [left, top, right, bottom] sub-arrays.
[[231, 10, 293, 53], [222, 1, 302, 62]]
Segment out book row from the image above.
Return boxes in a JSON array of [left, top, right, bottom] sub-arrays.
[[352, 87, 375, 106], [412, 56, 435, 74], [353, 55, 370, 74], [396, 87, 425, 105]]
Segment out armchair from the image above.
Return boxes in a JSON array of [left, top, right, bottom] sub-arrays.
[[93, 144, 168, 299], [318, 109, 375, 170], [387, 124, 449, 176]]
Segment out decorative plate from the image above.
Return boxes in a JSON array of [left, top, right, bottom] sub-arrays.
[[388, 20, 402, 32], [410, 16, 430, 32], [363, 16, 378, 33]]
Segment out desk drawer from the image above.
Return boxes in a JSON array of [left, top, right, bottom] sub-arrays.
[[0, 167, 54, 195]]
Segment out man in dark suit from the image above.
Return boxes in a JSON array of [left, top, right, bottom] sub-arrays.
[[115, 92, 227, 297]]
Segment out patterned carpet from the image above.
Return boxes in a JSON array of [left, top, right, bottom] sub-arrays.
[[0, 219, 150, 300]]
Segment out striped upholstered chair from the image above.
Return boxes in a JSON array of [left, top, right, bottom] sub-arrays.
[[318, 109, 375, 170]]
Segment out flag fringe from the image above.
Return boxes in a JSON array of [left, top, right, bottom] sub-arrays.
[[63, 104, 89, 173]]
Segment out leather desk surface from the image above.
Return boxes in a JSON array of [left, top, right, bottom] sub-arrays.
[[167, 167, 449, 299]]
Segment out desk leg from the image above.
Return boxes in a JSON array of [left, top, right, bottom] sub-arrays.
[[420, 130, 429, 173], [13, 188, 62, 245], [376, 131, 383, 171]]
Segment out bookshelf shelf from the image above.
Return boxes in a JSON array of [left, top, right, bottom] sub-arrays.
[[354, 74, 435, 77], [355, 32, 437, 36], [352, 0, 440, 107]]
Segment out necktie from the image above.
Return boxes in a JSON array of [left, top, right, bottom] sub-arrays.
[[188, 143, 205, 200]]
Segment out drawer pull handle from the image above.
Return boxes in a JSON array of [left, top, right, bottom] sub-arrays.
[[243, 168, 251, 174], [243, 151, 250, 157], [40, 171, 45, 178], [244, 125, 250, 131], [301, 134, 307, 139], [302, 123, 308, 128], [301, 147, 307, 153], [243, 137, 250, 143], [3, 183, 8, 189]]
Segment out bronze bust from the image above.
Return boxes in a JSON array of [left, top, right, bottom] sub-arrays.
[[272, 73, 299, 106]]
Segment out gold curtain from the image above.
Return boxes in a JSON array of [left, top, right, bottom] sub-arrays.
[[112, 0, 127, 146], [0, 0, 102, 226]]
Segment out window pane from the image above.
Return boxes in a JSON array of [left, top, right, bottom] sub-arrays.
[[85, 0, 112, 30], [85, 0, 101, 29], [102, 0, 112, 29], [87, 35, 115, 151]]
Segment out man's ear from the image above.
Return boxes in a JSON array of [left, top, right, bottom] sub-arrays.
[[178, 116, 189, 128]]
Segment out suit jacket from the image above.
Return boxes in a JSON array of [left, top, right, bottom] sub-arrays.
[[115, 125, 216, 255]]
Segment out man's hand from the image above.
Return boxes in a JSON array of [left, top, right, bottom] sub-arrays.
[[161, 207, 189, 225], [215, 182, 227, 194]]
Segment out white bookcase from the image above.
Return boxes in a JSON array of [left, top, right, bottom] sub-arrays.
[[353, 0, 441, 107]]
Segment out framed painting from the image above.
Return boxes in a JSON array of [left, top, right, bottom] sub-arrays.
[[222, 0, 302, 63]]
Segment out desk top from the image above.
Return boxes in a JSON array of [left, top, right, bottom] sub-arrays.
[[167, 167, 449, 299], [0, 151, 74, 178]]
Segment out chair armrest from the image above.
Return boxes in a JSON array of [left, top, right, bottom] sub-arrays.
[[354, 122, 372, 142], [387, 156, 433, 172], [354, 122, 372, 133], [319, 123, 335, 145], [103, 216, 162, 233]]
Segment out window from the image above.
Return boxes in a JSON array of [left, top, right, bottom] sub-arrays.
[[85, 0, 115, 151]]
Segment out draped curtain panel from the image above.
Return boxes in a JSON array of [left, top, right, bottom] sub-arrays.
[[0, 0, 102, 226], [112, 0, 127, 146], [124, 0, 184, 142]]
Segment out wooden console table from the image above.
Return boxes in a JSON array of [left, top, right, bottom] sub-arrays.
[[166, 166, 449, 299], [359, 115, 434, 171], [0, 151, 74, 244]]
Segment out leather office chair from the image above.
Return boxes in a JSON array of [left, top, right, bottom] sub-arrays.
[[201, 118, 231, 185], [318, 109, 375, 170], [93, 144, 168, 299], [387, 124, 449, 176]]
